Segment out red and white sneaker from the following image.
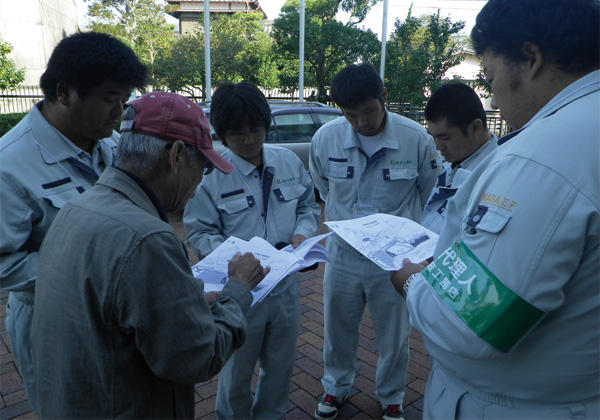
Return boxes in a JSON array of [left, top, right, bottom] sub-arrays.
[[314, 393, 348, 420], [382, 404, 405, 420]]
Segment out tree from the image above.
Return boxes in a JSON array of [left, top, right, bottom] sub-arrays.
[[153, 12, 278, 99], [385, 9, 465, 105], [153, 31, 206, 97], [85, 0, 175, 73], [0, 39, 25, 90], [210, 13, 278, 88], [272, 0, 381, 102], [474, 65, 493, 99]]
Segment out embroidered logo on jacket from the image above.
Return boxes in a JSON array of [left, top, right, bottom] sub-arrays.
[[276, 177, 296, 184], [480, 193, 517, 211]]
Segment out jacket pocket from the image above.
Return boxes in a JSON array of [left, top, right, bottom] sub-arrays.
[[217, 196, 252, 214], [383, 167, 418, 181], [465, 204, 511, 234], [43, 188, 81, 209], [324, 162, 354, 179], [462, 204, 512, 262], [273, 183, 307, 202]]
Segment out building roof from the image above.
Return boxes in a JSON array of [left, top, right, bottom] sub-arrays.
[[166, 0, 266, 19]]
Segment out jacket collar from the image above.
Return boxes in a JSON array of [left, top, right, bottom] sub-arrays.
[[457, 134, 498, 168], [95, 167, 166, 221], [341, 109, 400, 151], [225, 147, 273, 176], [30, 101, 115, 167], [500, 70, 600, 145]]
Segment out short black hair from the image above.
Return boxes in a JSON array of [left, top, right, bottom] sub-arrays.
[[425, 83, 487, 135], [331, 63, 384, 109], [471, 0, 600, 74], [40, 32, 147, 102], [210, 82, 271, 146]]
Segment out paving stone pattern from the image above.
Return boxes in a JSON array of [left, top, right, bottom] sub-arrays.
[[0, 209, 431, 420]]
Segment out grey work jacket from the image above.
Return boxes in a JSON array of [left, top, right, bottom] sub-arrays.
[[34, 167, 252, 419]]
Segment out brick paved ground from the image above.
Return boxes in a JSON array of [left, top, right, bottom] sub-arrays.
[[0, 209, 431, 420]]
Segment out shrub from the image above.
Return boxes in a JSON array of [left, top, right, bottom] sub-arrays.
[[0, 112, 27, 137]]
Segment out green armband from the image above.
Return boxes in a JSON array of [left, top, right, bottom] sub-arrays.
[[422, 241, 545, 353]]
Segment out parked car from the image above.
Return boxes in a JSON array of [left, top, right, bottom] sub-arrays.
[[202, 100, 343, 168]]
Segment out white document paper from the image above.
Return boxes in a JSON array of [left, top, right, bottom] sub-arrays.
[[325, 213, 438, 271], [191, 233, 332, 305]]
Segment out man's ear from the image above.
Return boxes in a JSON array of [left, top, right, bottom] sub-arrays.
[[167, 140, 186, 175], [522, 42, 544, 80], [382, 87, 389, 103], [469, 118, 484, 137], [56, 81, 74, 106]]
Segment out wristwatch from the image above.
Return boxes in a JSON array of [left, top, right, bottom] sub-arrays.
[[401, 273, 420, 298]]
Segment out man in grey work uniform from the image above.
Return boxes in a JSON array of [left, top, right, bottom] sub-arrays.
[[421, 82, 498, 234], [309, 63, 440, 420], [0, 32, 146, 414], [184, 82, 321, 419], [33, 91, 270, 419], [392, 0, 599, 418]]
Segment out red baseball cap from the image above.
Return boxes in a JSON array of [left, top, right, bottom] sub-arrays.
[[120, 92, 233, 174]]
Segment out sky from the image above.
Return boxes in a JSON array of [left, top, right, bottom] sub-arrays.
[[261, 0, 487, 39], [76, 0, 487, 40]]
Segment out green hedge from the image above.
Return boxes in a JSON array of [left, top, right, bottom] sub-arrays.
[[0, 112, 28, 137]]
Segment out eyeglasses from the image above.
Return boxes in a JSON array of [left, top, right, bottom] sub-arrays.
[[187, 145, 215, 175], [202, 158, 215, 175]]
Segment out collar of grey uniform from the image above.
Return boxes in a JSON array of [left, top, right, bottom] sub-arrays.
[[96, 166, 167, 222], [113, 167, 169, 223], [30, 101, 113, 166], [516, 70, 600, 139], [498, 71, 599, 146], [456, 134, 499, 169], [341, 109, 400, 151], [225, 147, 273, 176], [29, 101, 85, 164]]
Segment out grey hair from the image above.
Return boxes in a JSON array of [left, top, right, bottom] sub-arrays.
[[115, 105, 198, 176]]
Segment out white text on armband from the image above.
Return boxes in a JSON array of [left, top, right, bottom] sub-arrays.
[[422, 242, 545, 353]]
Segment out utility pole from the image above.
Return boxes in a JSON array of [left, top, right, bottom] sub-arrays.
[[299, 0, 305, 101], [379, 0, 389, 81], [204, 0, 211, 101]]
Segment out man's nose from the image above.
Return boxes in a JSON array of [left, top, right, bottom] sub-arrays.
[[490, 95, 498, 110], [112, 101, 124, 118]]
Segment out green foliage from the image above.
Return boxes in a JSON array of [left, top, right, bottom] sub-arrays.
[[385, 9, 466, 106], [85, 0, 175, 72], [153, 12, 278, 98], [153, 31, 206, 96], [474, 64, 493, 99], [338, 0, 380, 24], [0, 40, 25, 90], [0, 112, 27, 137], [272, 0, 380, 102], [210, 13, 279, 88]]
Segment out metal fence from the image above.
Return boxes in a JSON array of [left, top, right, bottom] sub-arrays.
[[388, 103, 512, 138], [0, 85, 43, 114], [1, 85, 511, 137]]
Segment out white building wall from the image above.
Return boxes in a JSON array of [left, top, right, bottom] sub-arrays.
[[0, 0, 79, 85], [444, 53, 480, 80]]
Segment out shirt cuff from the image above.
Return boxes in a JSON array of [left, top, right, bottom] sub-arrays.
[[221, 279, 253, 313]]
